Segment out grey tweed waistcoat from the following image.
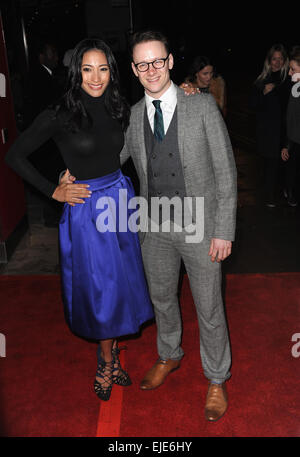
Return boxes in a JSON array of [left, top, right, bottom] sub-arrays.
[[144, 107, 187, 225], [144, 107, 187, 223]]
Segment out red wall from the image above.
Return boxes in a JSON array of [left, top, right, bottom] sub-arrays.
[[0, 13, 26, 241]]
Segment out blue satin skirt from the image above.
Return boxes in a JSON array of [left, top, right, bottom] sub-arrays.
[[59, 169, 154, 340]]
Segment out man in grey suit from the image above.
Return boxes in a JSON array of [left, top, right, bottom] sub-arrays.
[[121, 30, 237, 422]]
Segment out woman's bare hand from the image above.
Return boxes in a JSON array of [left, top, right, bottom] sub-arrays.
[[179, 82, 201, 96], [281, 148, 289, 161], [263, 83, 275, 95], [52, 182, 91, 206], [55, 168, 90, 206]]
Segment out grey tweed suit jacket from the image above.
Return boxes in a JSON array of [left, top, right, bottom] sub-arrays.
[[120, 84, 237, 244]]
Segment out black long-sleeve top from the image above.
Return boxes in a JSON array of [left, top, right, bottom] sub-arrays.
[[5, 88, 124, 197]]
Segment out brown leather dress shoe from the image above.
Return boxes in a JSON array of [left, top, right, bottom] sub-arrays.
[[205, 382, 228, 421], [140, 359, 181, 390]]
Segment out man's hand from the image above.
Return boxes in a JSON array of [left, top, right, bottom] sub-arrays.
[[59, 168, 76, 185], [281, 148, 289, 161], [53, 169, 91, 207], [208, 238, 232, 262]]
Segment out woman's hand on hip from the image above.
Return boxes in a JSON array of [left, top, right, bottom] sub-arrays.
[[55, 168, 91, 206], [52, 181, 91, 206]]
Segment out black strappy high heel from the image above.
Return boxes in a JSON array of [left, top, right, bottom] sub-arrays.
[[94, 347, 114, 401], [111, 346, 132, 387]]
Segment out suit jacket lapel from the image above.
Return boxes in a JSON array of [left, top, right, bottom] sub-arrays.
[[176, 86, 187, 165]]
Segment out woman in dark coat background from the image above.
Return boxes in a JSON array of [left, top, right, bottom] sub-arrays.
[[250, 44, 291, 207], [281, 46, 300, 206]]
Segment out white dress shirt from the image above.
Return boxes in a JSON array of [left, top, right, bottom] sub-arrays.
[[145, 81, 177, 134]]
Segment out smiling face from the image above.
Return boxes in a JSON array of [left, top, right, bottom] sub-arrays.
[[81, 49, 110, 97], [131, 40, 174, 99], [270, 51, 284, 72], [196, 65, 214, 88]]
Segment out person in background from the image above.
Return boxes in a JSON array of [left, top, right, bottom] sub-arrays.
[[26, 40, 65, 226], [281, 46, 300, 206], [249, 44, 291, 208], [54, 48, 75, 94], [63, 49, 74, 68], [5, 38, 154, 402], [28, 41, 60, 118], [180, 55, 227, 117]]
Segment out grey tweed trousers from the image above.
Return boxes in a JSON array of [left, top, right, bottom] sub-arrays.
[[141, 224, 231, 383]]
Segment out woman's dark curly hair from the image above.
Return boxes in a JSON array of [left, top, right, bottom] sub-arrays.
[[56, 38, 130, 131]]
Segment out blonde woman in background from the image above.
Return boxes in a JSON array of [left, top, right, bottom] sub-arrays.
[[249, 44, 291, 207]]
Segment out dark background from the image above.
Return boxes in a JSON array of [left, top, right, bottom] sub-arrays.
[[1, 0, 297, 189], [1, 0, 299, 106], [1, 0, 300, 273]]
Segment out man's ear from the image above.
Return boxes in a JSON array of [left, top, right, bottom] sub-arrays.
[[168, 53, 174, 71], [131, 62, 139, 77]]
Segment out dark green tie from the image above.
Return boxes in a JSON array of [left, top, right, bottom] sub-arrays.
[[152, 100, 164, 142]]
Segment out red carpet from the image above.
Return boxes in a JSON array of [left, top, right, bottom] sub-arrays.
[[0, 276, 99, 437], [0, 273, 299, 437]]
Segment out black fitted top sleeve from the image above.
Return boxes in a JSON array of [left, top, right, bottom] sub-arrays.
[[6, 109, 61, 197], [5, 90, 124, 198]]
